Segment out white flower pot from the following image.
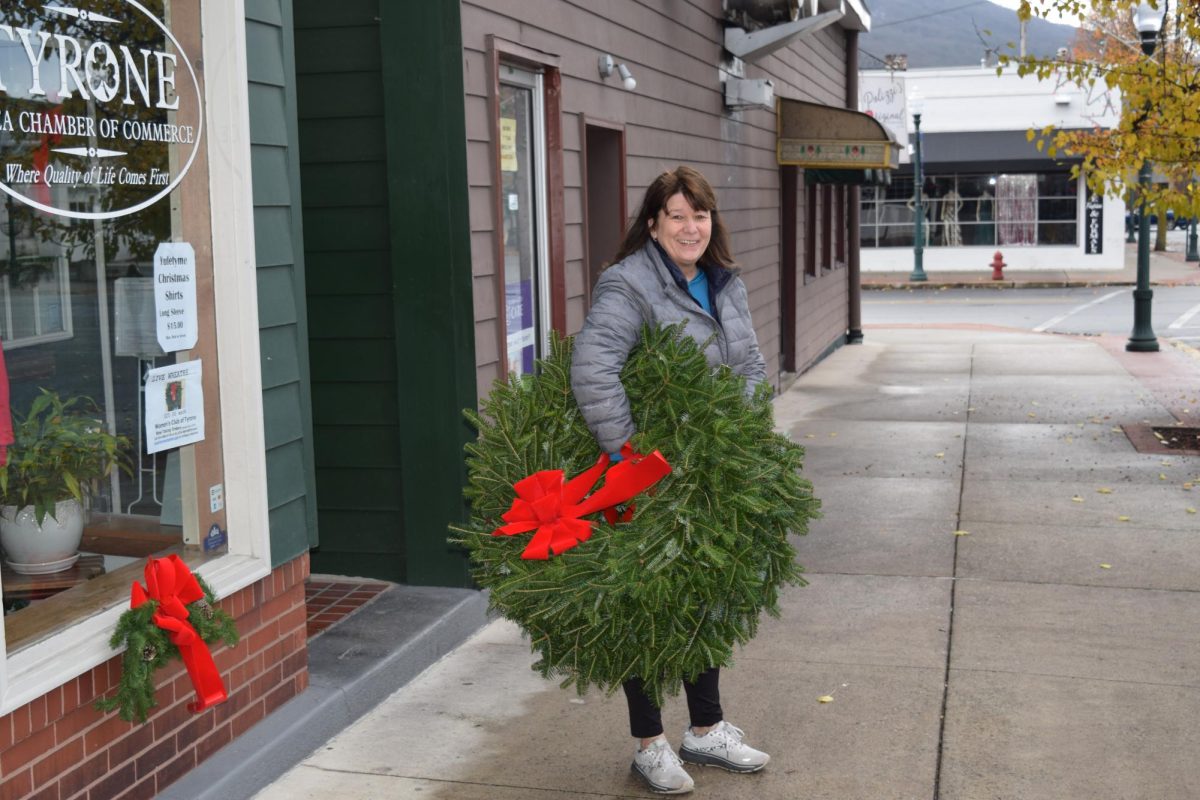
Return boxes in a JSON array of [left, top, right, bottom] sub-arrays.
[[0, 499, 86, 574]]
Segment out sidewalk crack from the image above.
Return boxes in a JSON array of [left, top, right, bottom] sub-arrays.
[[933, 344, 974, 800]]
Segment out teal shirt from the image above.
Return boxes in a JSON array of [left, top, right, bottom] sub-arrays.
[[687, 269, 712, 315]]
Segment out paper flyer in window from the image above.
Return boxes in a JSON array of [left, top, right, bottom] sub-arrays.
[[154, 242, 199, 352], [145, 360, 205, 454]]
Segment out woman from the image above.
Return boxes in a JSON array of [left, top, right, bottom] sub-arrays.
[[571, 166, 769, 794]]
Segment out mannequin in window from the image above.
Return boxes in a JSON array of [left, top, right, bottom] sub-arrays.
[[942, 189, 963, 247], [975, 189, 995, 245]]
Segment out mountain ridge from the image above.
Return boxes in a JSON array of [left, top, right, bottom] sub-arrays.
[[860, 0, 1077, 69]]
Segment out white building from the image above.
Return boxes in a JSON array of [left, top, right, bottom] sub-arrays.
[[858, 66, 1126, 272]]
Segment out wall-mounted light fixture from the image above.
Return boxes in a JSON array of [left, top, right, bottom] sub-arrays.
[[598, 54, 637, 91]]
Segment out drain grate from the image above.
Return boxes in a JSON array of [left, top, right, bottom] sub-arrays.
[[1123, 425, 1200, 455]]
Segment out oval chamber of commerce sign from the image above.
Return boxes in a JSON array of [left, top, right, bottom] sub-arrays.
[[0, 1, 203, 220]]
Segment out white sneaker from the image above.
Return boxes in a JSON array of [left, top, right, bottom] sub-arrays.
[[679, 720, 770, 773], [632, 737, 695, 794]]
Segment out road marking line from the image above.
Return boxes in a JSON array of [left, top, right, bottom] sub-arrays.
[[1167, 301, 1200, 330], [1032, 290, 1124, 332]]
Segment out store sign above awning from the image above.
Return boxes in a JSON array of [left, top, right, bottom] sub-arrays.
[[776, 97, 899, 169], [0, 1, 204, 220]]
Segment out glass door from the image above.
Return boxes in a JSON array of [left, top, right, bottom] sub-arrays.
[[498, 65, 548, 377]]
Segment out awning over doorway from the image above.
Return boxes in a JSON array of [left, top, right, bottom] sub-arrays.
[[776, 97, 900, 169]]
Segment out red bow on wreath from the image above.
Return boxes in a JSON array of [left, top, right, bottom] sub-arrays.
[[492, 444, 672, 559], [130, 555, 228, 713]]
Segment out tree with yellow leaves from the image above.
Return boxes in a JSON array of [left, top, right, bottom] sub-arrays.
[[1003, 1, 1199, 222]]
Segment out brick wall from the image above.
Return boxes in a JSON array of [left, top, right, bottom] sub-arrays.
[[0, 553, 310, 800]]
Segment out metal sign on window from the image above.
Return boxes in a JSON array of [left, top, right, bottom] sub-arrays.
[[0, 1, 204, 220]]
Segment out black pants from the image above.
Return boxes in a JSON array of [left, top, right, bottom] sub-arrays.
[[623, 667, 723, 739]]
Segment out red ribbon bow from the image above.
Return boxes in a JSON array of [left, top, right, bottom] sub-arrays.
[[492, 444, 672, 559], [129, 555, 228, 714]]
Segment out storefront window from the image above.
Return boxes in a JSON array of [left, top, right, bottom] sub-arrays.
[[860, 171, 1077, 248], [0, 0, 230, 655]]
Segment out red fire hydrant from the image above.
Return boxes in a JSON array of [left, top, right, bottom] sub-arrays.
[[990, 251, 1006, 281]]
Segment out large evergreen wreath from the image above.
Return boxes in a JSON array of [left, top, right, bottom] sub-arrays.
[[452, 325, 819, 705]]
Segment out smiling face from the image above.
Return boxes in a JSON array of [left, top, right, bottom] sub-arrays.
[[649, 192, 712, 276]]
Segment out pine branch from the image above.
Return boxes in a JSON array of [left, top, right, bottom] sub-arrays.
[[95, 578, 239, 723]]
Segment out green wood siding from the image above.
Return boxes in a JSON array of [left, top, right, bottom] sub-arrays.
[[247, 0, 320, 561], [296, 0, 404, 581], [296, 0, 475, 585], [380, 1, 476, 586]]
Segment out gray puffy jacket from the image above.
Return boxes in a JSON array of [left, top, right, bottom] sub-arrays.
[[571, 241, 768, 453]]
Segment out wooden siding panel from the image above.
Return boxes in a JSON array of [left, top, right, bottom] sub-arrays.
[[267, 496, 309, 547], [262, 383, 306, 449], [474, 319, 498, 365], [257, 265, 299, 327], [302, 206, 390, 252], [296, 73, 384, 118], [308, 339, 397, 382], [476, 361, 500, 404], [251, 145, 292, 206], [254, 205, 295, 267], [294, 26, 381, 74], [260, 325, 302, 390], [468, 186, 496, 235], [294, 0, 378, 29], [317, 510, 403, 536], [249, 83, 289, 145], [298, 117, 386, 162], [470, 232, 496, 276], [246, 20, 286, 86], [314, 468, 403, 510], [314, 426, 401, 468], [311, 382, 397, 426], [307, 294, 395, 339], [300, 161, 388, 208], [305, 251, 391, 294], [265, 440, 309, 507], [465, 141, 493, 190], [472, 274, 497, 321], [464, 94, 492, 142], [245, 0, 283, 26]]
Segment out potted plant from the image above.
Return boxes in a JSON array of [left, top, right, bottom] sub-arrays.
[[0, 390, 131, 574]]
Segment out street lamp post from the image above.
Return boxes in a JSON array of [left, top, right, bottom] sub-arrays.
[[1126, 2, 1166, 353], [909, 90, 927, 282], [1188, 217, 1199, 262]]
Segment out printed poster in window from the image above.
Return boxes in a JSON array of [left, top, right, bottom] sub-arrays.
[[499, 118, 519, 172], [145, 360, 205, 453], [154, 242, 198, 352]]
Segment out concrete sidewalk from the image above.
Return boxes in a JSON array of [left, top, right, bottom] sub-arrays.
[[863, 238, 1200, 289], [246, 328, 1200, 800]]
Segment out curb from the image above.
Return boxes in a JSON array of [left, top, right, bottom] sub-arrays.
[[862, 281, 1136, 291], [156, 585, 491, 800], [862, 279, 1200, 291]]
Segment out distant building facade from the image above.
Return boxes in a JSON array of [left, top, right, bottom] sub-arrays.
[[858, 66, 1126, 272]]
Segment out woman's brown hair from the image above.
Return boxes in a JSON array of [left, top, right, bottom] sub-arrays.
[[612, 165, 736, 270]]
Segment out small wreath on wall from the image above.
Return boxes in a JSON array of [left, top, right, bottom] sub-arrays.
[[96, 555, 239, 723]]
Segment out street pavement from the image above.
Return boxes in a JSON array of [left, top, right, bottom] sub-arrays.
[[243, 320, 1200, 798]]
